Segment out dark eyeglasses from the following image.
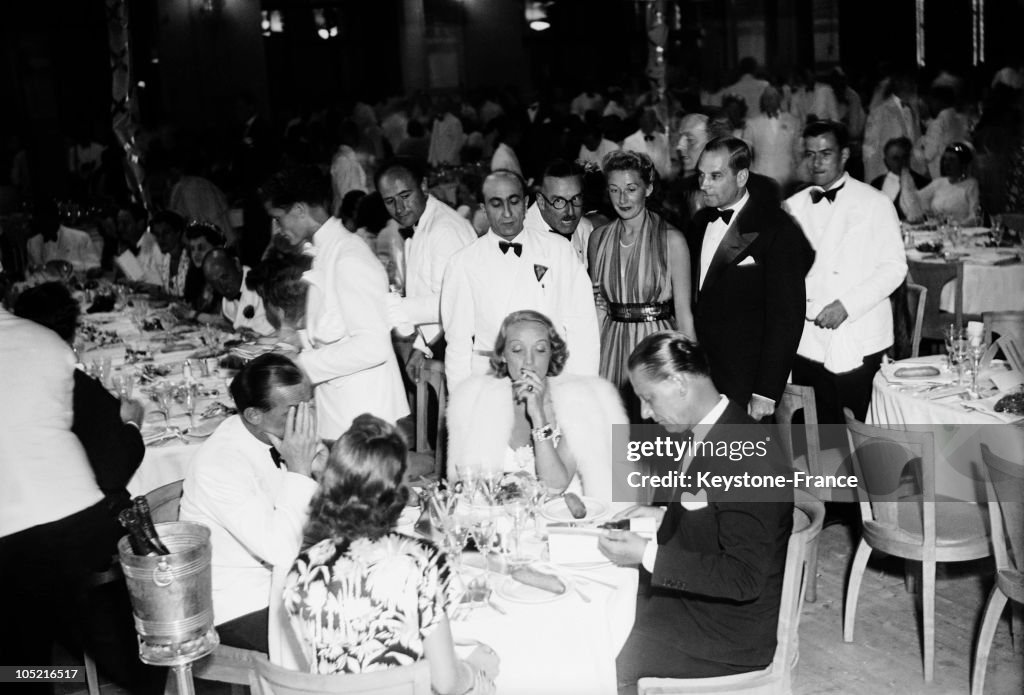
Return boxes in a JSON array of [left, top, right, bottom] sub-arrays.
[[538, 192, 584, 210]]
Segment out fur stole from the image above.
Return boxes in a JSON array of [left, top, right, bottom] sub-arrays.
[[446, 374, 628, 500]]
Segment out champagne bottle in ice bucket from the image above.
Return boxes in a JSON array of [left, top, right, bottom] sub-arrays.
[[133, 496, 171, 555]]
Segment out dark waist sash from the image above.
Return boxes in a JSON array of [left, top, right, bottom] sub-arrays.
[[606, 300, 674, 323]]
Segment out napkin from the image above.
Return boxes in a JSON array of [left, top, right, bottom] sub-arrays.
[[990, 370, 1024, 393], [548, 533, 608, 565]]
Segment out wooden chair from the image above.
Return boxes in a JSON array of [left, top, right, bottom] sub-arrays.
[[252, 654, 431, 695], [983, 310, 1024, 345], [775, 385, 852, 603], [972, 444, 1024, 694], [407, 359, 447, 481], [138, 480, 261, 695], [842, 411, 992, 682], [905, 282, 927, 358], [636, 490, 825, 695], [84, 481, 185, 694], [907, 259, 964, 344]]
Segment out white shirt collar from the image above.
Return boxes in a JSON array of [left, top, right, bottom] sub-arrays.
[[817, 172, 848, 193], [697, 394, 730, 427], [721, 190, 750, 216]]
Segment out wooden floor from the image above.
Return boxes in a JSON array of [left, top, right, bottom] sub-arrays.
[[60, 520, 1022, 695], [794, 521, 1022, 694]]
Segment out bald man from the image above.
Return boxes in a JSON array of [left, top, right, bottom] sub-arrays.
[[202, 249, 275, 336], [440, 169, 599, 390]]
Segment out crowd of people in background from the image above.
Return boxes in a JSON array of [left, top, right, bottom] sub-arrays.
[[2, 55, 1024, 694]]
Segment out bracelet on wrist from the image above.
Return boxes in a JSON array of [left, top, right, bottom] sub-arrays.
[[531, 423, 560, 442]]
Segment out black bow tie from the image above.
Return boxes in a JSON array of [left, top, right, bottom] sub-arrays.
[[810, 184, 844, 204], [644, 134, 655, 142], [398, 226, 414, 241], [499, 241, 523, 257], [269, 446, 285, 469], [708, 208, 735, 225]]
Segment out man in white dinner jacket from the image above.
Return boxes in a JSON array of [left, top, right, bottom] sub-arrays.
[[375, 156, 476, 380], [785, 120, 907, 425], [522, 158, 594, 269], [441, 169, 600, 391], [261, 166, 409, 439]]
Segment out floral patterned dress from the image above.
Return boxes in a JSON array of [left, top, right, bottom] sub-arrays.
[[283, 533, 453, 675]]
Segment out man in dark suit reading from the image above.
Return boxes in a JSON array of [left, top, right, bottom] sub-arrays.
[[600, 333, 793, 694], [688, 137, 813, 420]]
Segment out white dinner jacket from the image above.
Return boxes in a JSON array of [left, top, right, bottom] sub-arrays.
[[785, 175, 907, 369], [299, 218, 410, 439], [523, 202, 594, 269], [398, 195, 476, 347], [440, 226, 600, 391]]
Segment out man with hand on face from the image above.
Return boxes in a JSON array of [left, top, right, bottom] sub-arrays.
[[375, 157, 476, 381], [785, 120, 906, 424], [261, 166, 408, 439], [689, 137, 811, 421], [202, 248, 275, 337], [180, 354, 326, 653], [441, 169, 599, 391], [523, 159, 593, 268]]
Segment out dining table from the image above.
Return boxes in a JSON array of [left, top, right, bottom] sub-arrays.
[[868, 353, 1024, 501], [268, 497, 641, 695], [903, 225, 1024, 314], [77, 300, 273, 496]]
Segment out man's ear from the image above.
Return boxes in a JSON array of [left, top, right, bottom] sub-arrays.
[[840, 147, 851, 170], [291, 202, 309, 221], [420, 179, 429, 196], [736, 167, 750, 188], [669, 374, 688, 395], [242, 406, 263, 427]]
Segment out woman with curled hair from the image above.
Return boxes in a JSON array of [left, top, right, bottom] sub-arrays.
[[587, 150, 694, 417], [447, 310, 628, 500], [283, 414, 499, 693]]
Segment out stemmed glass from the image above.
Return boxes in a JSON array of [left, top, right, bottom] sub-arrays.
[[470, 515, 497, 571], [153, 381, 176, 427], [950, 336, 971, 386], [456, 465, 479, 506], [478, 466, 503, 506], [520, 474, 549, 536], [943, 324, 964, 372], [966, 339, 989, 398]]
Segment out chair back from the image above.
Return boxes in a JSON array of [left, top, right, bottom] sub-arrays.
[[414, 359, 447, 479], [982, 310, 1024, 346], [999, 212, 1024, 235], [907, 259, 963, 342], [980, 444, 1024, 577], [636, 490, 824, 695], [253, 654, 431, 695], [844, 410, 936, 550], [772, 490, 826, 676], [905, 282, 927, 358], [145, 479, 184, 523], [775, 384, 821, 475]]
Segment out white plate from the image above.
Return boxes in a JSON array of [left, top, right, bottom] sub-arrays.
[[495, 574, 567, 604], [540, 496, 608, 523]]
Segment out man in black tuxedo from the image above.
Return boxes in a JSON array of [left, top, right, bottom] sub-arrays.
[[600, 333, 793, 693], [689, 137, 812, 420]]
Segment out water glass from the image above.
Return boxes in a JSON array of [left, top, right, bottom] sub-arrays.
[[502, 498, 529, 565], [943, 325, 964, 371]]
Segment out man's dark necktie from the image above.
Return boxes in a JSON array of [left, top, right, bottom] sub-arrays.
[[499, 241, 523, 257], [398, 226, 414, 241], [708, 208, 734, 225], [269, 447, 285, 469], [810, 184, 844, 204]]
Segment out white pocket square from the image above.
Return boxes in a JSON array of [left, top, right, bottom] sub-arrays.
[[680, 488, 709, 511], [737, 256, 757, 267]]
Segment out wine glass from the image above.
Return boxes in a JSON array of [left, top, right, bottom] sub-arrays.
[[153, 382, 176, 426], [967, 340, 988, 398], [478, 467, 503, 506], [470, 515, 497, 569], [950, 336, 970, 386], [456, 465, 479, 506], [943, 324, 964, 372]]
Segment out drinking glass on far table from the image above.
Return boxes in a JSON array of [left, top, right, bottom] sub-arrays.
[[943, 324, 964, 371]]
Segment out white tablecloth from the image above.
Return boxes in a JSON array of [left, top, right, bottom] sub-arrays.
[[868, 355, 1024, 501], [269, 505, 639, 695], [906, 247, 1024, 314], [80, 312, 230, 496]]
